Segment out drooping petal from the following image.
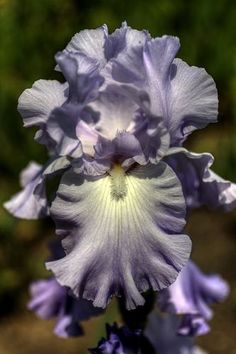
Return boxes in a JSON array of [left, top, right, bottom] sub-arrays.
[[46, 162, 191, 309], [158, 260, 229, 336], [165, 148, 236, 210], [4, 162, 48, 219], [4, 156, 74, 220], [168, 58, 218, 145], [145, 311, 208, 354]]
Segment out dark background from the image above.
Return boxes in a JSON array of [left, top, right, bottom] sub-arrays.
[[0, 0, 236, 353]]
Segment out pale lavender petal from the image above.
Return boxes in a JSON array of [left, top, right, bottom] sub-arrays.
[[106, 26, 149, 85], [64, 25, 108, 68], [28, 277, 103, 338], [143, 36, 180, 115], [90, 86, 138, 140], [46, 162, 191, 309], [202, 169, 236, 211], [18, 80, 68, 150], [168, 59, 218, 145], [56, 51, 103, 103], [165, 148, 236, 210], [28, 278, 66, 319], [4, 162, 48, 219], [18, 80, 67, 128]]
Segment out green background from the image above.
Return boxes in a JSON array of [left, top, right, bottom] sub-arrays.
[[0, 0, 236, 353]]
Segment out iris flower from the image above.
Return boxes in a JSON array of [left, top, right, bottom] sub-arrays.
[[4, 23, 235, 309], [158, 260, 229, 336]]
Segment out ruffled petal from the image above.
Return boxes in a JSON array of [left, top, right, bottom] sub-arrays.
[[18, 80, 68, 150], [18, 79, 67, 128], [168, 59, 218, 145], [4, 162, 48, 219], [143, 36, 180, 115], [165, 148, 236, 210], [158, 260, 229, 336], [46, 162, 191, 309], [64, 25, 108, 68]]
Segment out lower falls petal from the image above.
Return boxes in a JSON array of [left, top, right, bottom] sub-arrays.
[[46, 162, 191, 309]]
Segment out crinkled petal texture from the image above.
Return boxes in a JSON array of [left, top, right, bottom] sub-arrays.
[[145, 311, 208, 354], [46, 162, 191, 309], [4, 162, 48, 219], [158, 260, 229, 336], [165, 148, 236, 210], [168, 58, 218, 145], [111, 35, 218, 145], [18, 80, 68, 150]]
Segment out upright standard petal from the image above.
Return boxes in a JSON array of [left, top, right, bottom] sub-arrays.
[[158, 260, 229, 336], [46, 162, 191, 309], [143, 36, 180, 115], [4, 162, 48, 219], [18, 80, 68, 150], [109, 34, 218, 146], [64, 25, 108, 68], [168, 59, 218, 145]]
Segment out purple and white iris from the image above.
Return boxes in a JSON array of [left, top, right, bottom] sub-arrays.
[[4, 23, 235, 311]]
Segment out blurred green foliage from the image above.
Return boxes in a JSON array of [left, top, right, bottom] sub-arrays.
[[0, 0, 235, 313]]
